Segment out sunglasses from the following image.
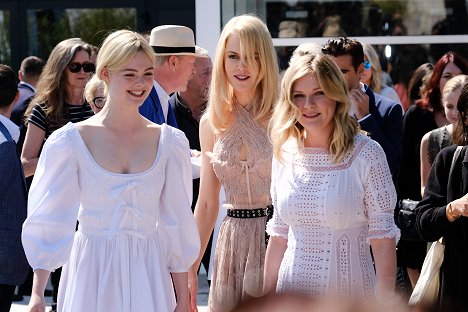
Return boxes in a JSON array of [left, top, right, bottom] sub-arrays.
[[68, 62, 95, 73], [92, 96, 106, 109], [363, 60, 372, 71]]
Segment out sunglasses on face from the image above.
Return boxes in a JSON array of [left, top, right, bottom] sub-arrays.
[[363, 60, 372, 71], [68, 62, 95, 73], [92, 96, 106, 109]]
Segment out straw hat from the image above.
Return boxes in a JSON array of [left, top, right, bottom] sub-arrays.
[[149, 25, 196, 56]]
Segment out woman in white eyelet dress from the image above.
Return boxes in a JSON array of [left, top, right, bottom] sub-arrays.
[[264, 53, 399, 302], [22, 30, 199, 312]]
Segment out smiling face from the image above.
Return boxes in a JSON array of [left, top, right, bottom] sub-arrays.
[[66, 49, 91, 90], [224, 33, 259, 105], [292, 72, 337, 146], [105, 51, 155, 107]]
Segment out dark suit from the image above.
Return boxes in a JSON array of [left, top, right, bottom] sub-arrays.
[[11, 82, 35, 127], [361, 86, 403, 178], [139, 86, 178, 127], [0, 121, 29, 311]]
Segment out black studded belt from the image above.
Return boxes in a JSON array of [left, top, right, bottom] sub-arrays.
[[227, 205, 273, 219]]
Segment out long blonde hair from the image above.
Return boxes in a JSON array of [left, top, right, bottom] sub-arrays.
[[25, 38, 91, 126], [270, 53, 359, 163], [207, 14, 279, 134]]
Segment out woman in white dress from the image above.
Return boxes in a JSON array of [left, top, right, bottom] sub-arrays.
[[264, 53, 399, 302], [22, 30, 200, 312]]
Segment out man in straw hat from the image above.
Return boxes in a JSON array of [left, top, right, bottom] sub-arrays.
[[139, 25, 196, 127]]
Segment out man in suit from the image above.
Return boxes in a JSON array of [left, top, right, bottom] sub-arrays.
[[11, 56, 44, 127], [139, 25, 196, 127], [0, 64, 29, 312], [322, 37, 403, 177]]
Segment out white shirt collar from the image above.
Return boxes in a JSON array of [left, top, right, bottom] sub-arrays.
[[19, 81, 36, 92], [0, 114, 20, 143], [154, 80, 169, 120]]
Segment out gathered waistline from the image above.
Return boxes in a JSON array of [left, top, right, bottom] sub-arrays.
[[78, 227, 157, 239]]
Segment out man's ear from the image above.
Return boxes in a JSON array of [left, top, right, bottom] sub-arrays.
[[168, 55, 178, 71]]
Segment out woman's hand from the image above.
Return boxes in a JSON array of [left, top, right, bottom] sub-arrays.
[[188, 268, 198, 312], [27, 293, 46, 312], [446, 194, 468, 221]]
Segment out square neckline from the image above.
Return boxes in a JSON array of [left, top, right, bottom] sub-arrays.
[[68, 122, 166, 177]]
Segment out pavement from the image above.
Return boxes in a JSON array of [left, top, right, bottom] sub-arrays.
[[10, 269, 210, 311]]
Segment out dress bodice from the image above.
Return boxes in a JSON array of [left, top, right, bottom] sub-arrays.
[[267, 134, 399, 298], [211, 104, 272, 209]]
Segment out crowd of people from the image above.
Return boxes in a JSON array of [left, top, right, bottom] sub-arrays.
[[0, 13, 468, 312]]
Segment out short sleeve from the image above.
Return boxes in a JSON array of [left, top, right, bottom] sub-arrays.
[[266, 155, 289, 240], [28, 103, 47, 131], [158, 127, 200, 272], [362, 140, 400, 243], [22, 124, 81, 271]]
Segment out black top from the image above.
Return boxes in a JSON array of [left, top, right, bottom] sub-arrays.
[[398, 104, 438, 200], [416, 145, 468, 311], [171, 93, 204, 211], [28, 102, 94, 139]]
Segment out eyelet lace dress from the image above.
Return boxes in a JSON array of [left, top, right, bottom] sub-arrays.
[[208, 103, 272, 311], [22, 123, 200, 312], [267, 134, 399, 298]]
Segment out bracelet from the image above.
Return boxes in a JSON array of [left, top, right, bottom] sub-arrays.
[[447, 203, 461, 220]]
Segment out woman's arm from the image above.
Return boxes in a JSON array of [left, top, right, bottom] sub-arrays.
[[172, 272, 189, 312], [263, 236, 287, 295], [27, 269, 50, 312], [189, 115, 221, 311], [420, 132, 432, 196], [21, 123, 45, 177], [370, 238, 397, 304]]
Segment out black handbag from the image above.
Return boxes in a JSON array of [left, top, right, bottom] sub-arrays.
[[395, 198, 423, 242]]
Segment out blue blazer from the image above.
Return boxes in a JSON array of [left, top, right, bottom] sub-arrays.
[[139, 86, 178, 128], [360, 86, 403, 178], [0, 121, 29, 286]]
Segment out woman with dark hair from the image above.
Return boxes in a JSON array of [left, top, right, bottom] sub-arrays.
[[22, 38, 95, 178], [397, 52, 468, 290], [426, 52, 468, 122], [415, 82, 468, 311], [20, 38, 95, 312]]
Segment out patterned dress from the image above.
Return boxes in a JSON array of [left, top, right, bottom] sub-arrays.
[[267, 134, 399, 298], [208, 103, 272, 311]]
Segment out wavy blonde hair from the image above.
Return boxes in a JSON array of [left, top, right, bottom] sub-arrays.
[[25, 38, 91, 126], [207, 14, 279, 134], [270, 53, 359, 163]]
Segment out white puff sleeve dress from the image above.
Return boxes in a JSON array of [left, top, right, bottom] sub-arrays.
[[22, 122, 200, 312], [267, 134, 399, 298]]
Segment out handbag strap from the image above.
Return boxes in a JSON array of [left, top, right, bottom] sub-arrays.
[[447, 146, 463, 203]]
